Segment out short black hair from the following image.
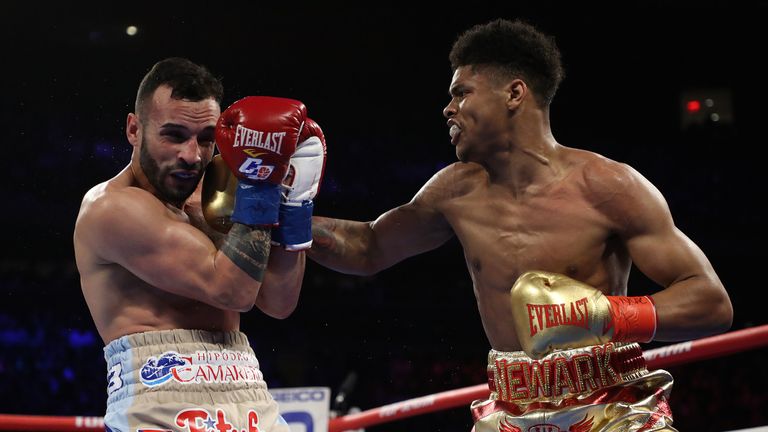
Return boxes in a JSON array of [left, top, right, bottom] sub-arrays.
[[449, 19, 564, 107], [135, 57, 223, 117]]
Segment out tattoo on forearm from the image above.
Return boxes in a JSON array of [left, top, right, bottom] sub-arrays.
[[221, 223, 271, 281], [310, 218, 343, 255]]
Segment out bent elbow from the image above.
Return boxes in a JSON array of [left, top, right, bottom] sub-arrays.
[[256, 306, 293, 319], [213, 289, 258, 313], [696, 290, 733, 337], [712, 295, 734, 334], [260, 299, 298, 319], [268, 306, 295, 320], [232, 301, 257, 313]]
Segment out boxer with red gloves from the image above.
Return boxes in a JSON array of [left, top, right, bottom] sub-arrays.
[[74, 58, 304, 432]]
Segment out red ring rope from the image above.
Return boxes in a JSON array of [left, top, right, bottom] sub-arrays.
[[1, 325, 766, 432], [0, 416, 103, 432]]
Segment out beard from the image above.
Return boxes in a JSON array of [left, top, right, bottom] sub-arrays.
[[139, 136, 203, 204]]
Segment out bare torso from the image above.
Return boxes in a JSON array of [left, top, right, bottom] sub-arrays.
[[435, 149, 631, 350], [74, 168, 236, 344]]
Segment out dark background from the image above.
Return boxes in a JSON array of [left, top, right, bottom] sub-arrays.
[[2, 2, 767, 431]]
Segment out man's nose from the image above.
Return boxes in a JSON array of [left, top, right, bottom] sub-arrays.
[[443, 100, 456, 119], [178, 139, 202, 165]]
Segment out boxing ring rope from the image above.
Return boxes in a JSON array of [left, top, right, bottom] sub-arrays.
[[0, 416, 104, 432], [1, 324, 767, 432]]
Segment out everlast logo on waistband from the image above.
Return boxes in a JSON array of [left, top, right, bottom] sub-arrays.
[[527, 297, 589, 337], [232, 124, 285, 154]]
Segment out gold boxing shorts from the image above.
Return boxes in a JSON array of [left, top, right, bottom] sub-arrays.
[[471, 343, 676, 431]]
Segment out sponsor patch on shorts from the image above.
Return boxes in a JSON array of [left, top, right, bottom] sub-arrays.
[[139, 350, 263, 387]]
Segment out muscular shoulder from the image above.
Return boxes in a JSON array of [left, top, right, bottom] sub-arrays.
[[414, 162, 486, 204], [577, 152, 639, 201], [80, 181, 161, 221], [76, 181, 169, 249], [576, 151, 668, 232]]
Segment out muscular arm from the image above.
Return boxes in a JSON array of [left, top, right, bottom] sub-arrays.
[[309, 170, 455, 275], [81, 187, 271, 312], [256, 248, 305, 319], [591, 161, 733, 340]]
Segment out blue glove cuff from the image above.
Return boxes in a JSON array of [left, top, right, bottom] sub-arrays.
[[231, 182, 281, 226], [272, 201, 314, 250]]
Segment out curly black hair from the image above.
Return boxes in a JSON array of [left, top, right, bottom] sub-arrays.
[[449, 19, 564, 107]]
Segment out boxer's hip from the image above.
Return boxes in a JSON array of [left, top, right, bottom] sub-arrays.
[[472, 342, 676, 431], [104, 329, 269, 406]]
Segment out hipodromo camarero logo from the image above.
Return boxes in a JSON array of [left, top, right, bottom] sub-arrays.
[[140, 350, 263, 387]]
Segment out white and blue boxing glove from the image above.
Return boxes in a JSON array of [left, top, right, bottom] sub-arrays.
[[271, 118, 327, 250]]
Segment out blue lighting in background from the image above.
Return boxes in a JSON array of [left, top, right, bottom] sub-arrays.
[[94, 142, 115, 159], [68, 329, 97, 348], [0, 329, 29, 345]]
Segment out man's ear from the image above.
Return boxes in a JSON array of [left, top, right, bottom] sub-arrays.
[[126, 113, 140, 148], [506, 78, 528, 110]]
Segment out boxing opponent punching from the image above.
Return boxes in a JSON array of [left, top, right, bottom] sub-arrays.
[[73, 58, 325, 432], [307, 20, 732, 431]]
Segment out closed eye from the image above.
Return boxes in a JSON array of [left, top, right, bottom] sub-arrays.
[[197, 129, 216, 147], [162, 131, 188, 143], [197, 137, 215, 147]]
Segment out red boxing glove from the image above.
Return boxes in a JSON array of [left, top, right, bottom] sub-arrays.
[[215, 96, 307, 185], [215, 96, 307, 226]]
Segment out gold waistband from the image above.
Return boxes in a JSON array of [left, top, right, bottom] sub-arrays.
[[487, 342, 648, 403]]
